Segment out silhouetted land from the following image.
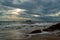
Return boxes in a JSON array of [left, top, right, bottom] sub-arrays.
[[43, 23, 60, 31]]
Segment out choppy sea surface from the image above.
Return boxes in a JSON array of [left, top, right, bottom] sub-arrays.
[[0, 22, 59, 40]]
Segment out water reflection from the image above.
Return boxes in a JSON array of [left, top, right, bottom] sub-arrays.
[[0, 22, 57, 40], [0, 29, 30, 40]]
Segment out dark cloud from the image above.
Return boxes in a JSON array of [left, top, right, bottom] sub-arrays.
[[0, 0, 60, 22]]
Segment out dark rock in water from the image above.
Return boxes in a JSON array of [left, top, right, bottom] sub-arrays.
[[29, 30, 41, 34], [43, 23, 60, 32]]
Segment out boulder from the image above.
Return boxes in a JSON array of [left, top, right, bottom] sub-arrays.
[[43, 23, 60, 32], [29, 30, 41, 34]]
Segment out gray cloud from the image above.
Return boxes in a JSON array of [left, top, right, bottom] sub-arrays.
[[0, 0, 60, 22]]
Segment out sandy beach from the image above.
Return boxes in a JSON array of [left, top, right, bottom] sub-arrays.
[[6, 34, 60, 40]]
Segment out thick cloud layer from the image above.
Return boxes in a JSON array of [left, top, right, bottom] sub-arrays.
[[0, 0, 60, 22]]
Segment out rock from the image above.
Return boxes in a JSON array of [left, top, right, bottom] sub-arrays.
[[43, 23, 60, 32], [29, 30, 41, 34]]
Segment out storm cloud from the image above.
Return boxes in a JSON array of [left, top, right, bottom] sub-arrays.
[[0, 0, 60, 22]]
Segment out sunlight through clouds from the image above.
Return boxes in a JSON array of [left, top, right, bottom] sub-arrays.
[[0, 0, 60, 21], [0, 7, 31, 21], [32, 14, 40, 17], [46, 12, 60, 17], [0, 15, 31, 21], [6, 8, 27, 15]]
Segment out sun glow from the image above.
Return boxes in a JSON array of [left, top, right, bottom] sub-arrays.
[[7, 8, 27, 15], [32, 14, 40, 17]]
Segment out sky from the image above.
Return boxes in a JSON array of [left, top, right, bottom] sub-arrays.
[[0, 0, 60, 22]]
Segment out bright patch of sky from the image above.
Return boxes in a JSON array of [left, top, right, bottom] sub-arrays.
[[0, 0, 60, 22]]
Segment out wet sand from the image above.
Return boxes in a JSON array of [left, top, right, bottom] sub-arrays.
[[1, 30, 60, 40], [6, 34, 60, 40]]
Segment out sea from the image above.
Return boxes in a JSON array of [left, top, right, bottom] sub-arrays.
[[0, 21, 58, 40]]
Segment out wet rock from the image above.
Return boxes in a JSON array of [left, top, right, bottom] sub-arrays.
[[43, 23, 60, 32], [29, 30, 41, 34]]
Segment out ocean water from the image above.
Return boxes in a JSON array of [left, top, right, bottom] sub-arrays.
[[0, 22, 58, 40]]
